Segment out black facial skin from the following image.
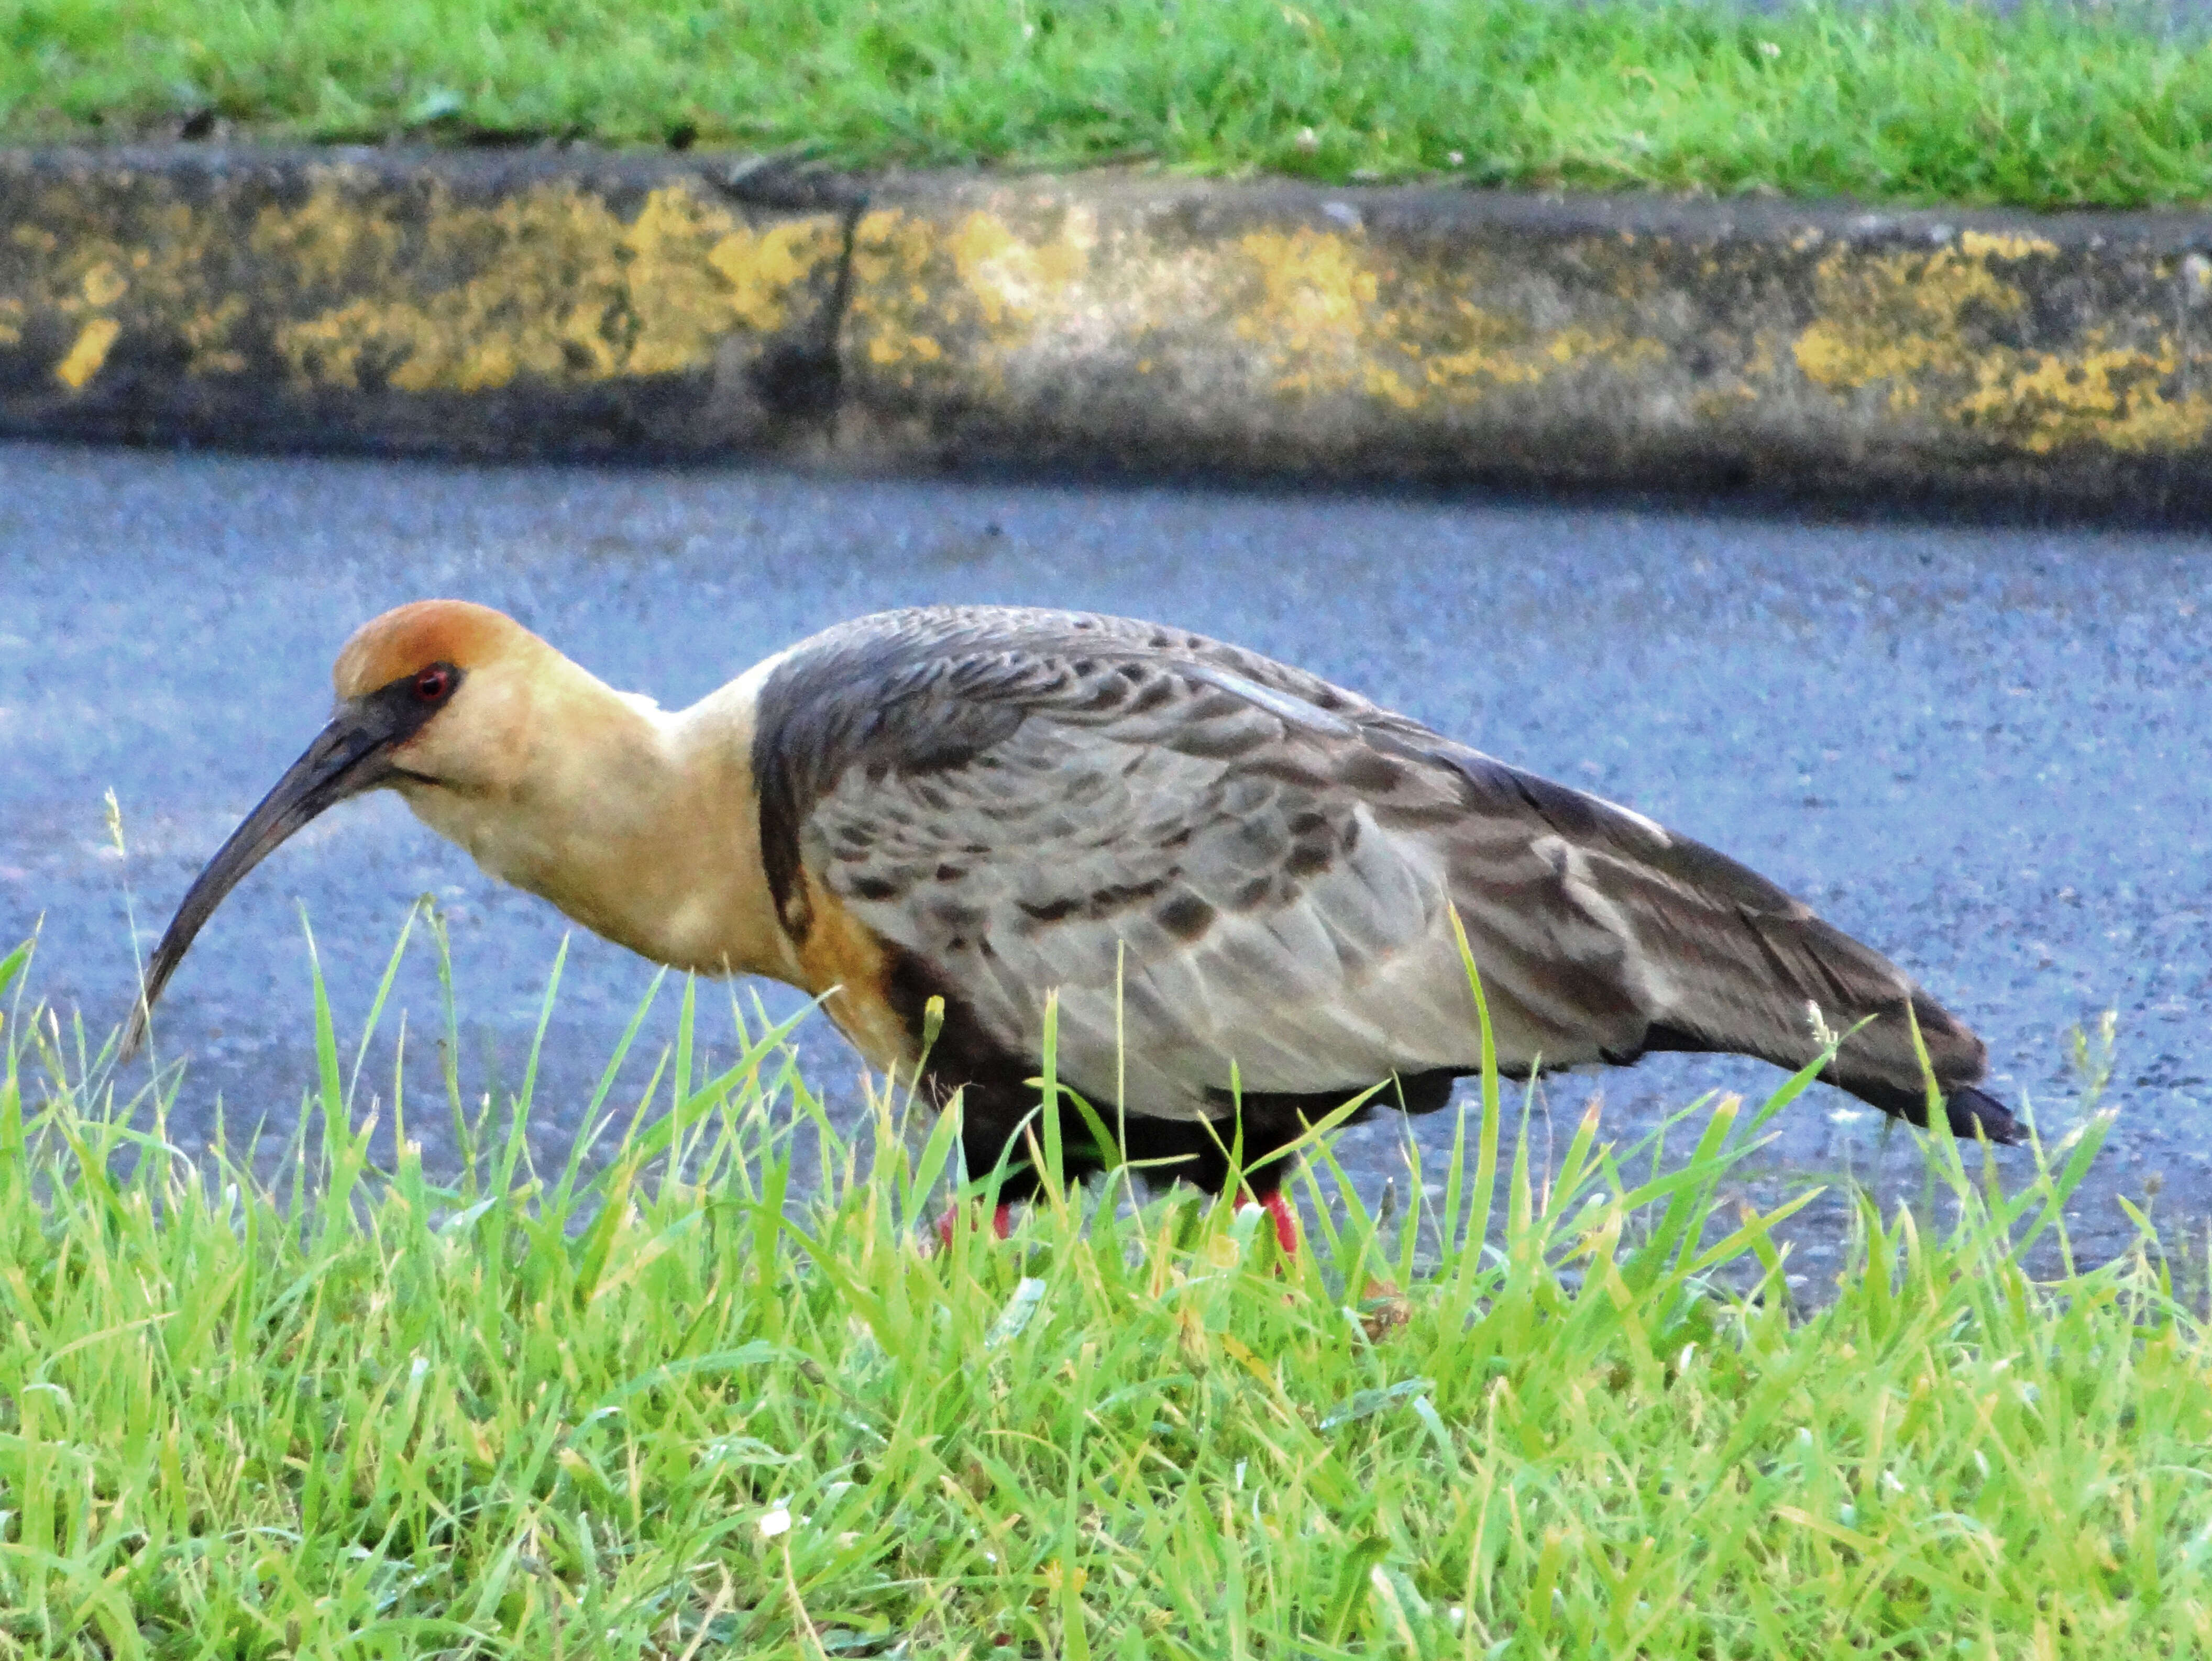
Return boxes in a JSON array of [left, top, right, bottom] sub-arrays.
[[119, 663, 463, 1058]]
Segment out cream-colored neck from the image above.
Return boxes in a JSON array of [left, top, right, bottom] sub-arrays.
[[400, 655, 798, 983]]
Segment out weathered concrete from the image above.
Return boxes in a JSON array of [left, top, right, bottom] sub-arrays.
[[848, 176, 2212, 506], [0, 147, 854, 455], [7, 146, 2212, 507]]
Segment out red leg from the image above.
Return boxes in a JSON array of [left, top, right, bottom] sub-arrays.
[[1236, 1189, 1302, 1254], [931, 1200, 1016, 1251], [1261, 1190, 1300, 1255]]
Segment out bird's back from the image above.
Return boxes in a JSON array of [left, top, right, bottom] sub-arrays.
[[746, 605, 2012, 1143]]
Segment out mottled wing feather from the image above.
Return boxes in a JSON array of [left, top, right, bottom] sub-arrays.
[[795, 679, 1476, 1117], [1409, 733, 1988, 1109], [751, 606, 1988, 1126]]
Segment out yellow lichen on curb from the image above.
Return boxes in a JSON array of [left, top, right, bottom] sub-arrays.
[[54, 317, 119, 389], [845, 193, 2212, 464], [1228, 226, 1667, 408], [1, 168, 840, 398], [265, 178, 840, 393], [79, 261, 128, 308], [1791, 236, 2212, 452], [1234, 229, 1378, 357], [946, 209, 1090, 331], [1960, 230, 2061, 262], [848, 207, 1085, 381], [1953, 334, 2212, 455], [9, 190, 250, 386], [849, 204, 1669, 414], [1792, 243, 2028, 409], [12, 159, 2212, 487]]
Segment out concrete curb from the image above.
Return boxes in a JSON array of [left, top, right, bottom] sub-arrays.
[[8, 145, 2212, 508]]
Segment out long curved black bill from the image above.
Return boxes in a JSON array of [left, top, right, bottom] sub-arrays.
[[120, 706, 406, 1060]]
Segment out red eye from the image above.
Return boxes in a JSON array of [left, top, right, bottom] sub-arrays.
[[413, 666, 453, 703]]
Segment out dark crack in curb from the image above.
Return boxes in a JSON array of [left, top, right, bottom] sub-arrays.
[[706, 153, 870, 430]]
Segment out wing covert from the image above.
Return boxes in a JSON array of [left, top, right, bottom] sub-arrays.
[[749, 605, 1990, 1129], [751, 609, 1491, 1119]]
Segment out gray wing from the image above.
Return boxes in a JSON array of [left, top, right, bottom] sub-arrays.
[[751, 607, 1989, 1124]]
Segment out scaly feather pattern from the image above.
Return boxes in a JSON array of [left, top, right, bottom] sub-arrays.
[[749, 607, 2017, 1198]]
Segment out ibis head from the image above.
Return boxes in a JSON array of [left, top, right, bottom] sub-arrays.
[[122, 600, 541, 1056]]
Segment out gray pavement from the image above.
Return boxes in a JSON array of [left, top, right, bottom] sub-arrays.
[[4, 441, 2207, 1288]]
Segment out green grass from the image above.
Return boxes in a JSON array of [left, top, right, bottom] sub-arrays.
[[5, 0, 2212, 208], [3, 911, 2208, 1659]]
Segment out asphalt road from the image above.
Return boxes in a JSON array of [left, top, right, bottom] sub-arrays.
[[5, 441, 2208, 1287]]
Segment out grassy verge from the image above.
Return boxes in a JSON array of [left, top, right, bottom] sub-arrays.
[[6, 0, 2212, 209], [3, 918, 2205, 1659]]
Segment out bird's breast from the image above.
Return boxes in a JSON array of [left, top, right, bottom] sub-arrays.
[[787, 874, 921, 1077]]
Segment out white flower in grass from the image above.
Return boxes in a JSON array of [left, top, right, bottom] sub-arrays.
[[759, 1505, 792, 1540]]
